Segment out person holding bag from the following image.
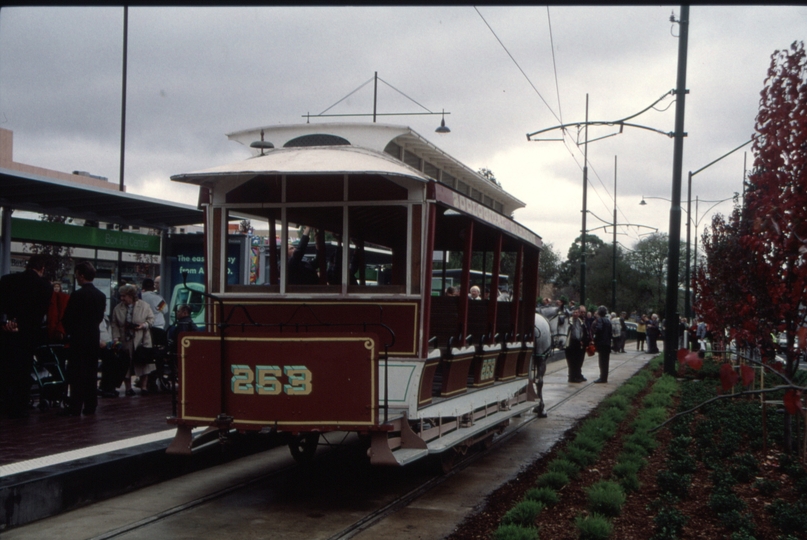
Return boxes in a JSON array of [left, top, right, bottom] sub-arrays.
[[111, 284, 154, 395]]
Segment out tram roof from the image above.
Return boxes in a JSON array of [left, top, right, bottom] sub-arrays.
[[171, 144, 430, 186], [173, 123, 526, 216]]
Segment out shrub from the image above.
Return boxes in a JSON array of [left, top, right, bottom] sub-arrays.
[[574, 513, 613, 540], [570, 433, 606, 454], [667, 455, 697, 475], [612, 460, 642, 479], [563, 445, 599, 467], [656, 470, 691, 498], [618, 471, 641, 493], [602, 394, 630, 411], [624, 431, 658, 453], [768, 498, 807, 535], [501, 500, 544, 528], [666, 435, 692, 457], [634, 406, 668, 427], [586, 480, 626, 517], [708, 489, 746, 514], [643, 392, 674, 409], [710, 468, 737, 490], [729, 453, 758, 483], [620, 441, 650, 458], [547, 458, 579, 480], [718, 509, 755, 533], [578, 417, 618, 441], [525, 486, 559, 506], [752, 478, 780, 496], [492, 523, 539, 540], [652, 504, 688, 539], [536, 471, 569, 490], [600, 406, 628, 425]]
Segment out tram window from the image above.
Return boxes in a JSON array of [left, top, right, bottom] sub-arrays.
[[286, 207, 343, 293], [224, 213, 280, 293], [347, 205, 407, 294]]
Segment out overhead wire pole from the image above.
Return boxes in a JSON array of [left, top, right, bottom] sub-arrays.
[[527, 91, 677, 309], [684, 138, 752, 320], [612, 156, 617, 311], [663, 5, 690, 376], [581, 95, 589, 307]]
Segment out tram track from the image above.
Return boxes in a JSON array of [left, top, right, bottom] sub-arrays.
[[327, 355, 640, 539], [81, 354, 639, 540]]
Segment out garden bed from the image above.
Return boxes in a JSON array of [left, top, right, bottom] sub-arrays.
[[447, 356, 807, 540]]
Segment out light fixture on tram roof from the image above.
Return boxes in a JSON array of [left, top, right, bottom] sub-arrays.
[[639, 196, 648, 206], [435, 109, 451, 134], [250, 129, 274, 155]]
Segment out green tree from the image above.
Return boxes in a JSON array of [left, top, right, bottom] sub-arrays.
[[539, 242, 561, 287], [557, 234, 605, 304]]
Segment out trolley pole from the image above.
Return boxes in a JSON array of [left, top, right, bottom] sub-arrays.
[[663, 5, 689, 376]]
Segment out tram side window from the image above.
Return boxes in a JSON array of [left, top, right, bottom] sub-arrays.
[[286, 207, 343, 292], [347, 205, 407, 294]]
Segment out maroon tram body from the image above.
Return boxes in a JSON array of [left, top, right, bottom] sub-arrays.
[[166, 123, 546, 466]]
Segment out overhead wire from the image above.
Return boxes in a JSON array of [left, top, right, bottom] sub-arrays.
[[473, 6, 561, 125], [546, 7, 563, 127], [474, 5, 653, 245]]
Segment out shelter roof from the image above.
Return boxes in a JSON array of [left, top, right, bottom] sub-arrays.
[[0, 167, 203, 230]]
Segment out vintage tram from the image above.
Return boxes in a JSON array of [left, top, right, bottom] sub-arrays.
[[166, 123, 548, 466]]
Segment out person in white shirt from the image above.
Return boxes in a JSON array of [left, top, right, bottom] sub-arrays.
[[141, 278, 168, 331]]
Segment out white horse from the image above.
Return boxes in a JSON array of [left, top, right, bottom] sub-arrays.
[[536, 305, 570, 350], [531, 311, 554, 418]]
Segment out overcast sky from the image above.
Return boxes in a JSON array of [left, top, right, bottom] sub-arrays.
[[1, 5, 805, 257]]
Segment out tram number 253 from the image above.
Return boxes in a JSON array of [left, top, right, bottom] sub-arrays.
[[231, 365, 312, 396]]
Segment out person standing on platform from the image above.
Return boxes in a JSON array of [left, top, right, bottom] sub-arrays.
[[636, 314, 647, 351], [565, 306, 589, 383], [0, 254, 53, 419], [61, 262, 107, 416], [111, 285, 154, 395], [592, 306, 613, 383]]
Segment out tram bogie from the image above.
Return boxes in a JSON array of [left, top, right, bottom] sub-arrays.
[[166, 122, 547, 466]]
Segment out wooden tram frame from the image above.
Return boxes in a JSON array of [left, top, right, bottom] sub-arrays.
[[166, 123, 546, 466]]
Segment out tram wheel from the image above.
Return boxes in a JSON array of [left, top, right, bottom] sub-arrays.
[[440, 449, 461, 474], [288, 433, 319, 463]]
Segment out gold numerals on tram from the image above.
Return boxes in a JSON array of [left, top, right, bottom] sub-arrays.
[[230, 365, 313, 396]]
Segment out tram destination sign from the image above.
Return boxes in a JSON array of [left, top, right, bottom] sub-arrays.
[[431, 184, 543, 248]]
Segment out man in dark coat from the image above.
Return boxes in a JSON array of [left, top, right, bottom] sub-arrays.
[[0, 254, 53, 418], [564, 306, 589, 383], [591, 305, 613, 384], [62, 261, 107, 416]]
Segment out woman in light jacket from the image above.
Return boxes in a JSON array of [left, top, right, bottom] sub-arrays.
[[111, 284, 155, 395]]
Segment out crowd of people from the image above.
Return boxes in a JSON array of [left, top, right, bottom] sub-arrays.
[[0, 255, 199, 419]]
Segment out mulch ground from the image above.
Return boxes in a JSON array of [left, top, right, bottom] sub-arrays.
[[446, 376, 807, 540]]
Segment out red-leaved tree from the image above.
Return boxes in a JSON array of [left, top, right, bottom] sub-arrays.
[[694, 41, 807, 450]]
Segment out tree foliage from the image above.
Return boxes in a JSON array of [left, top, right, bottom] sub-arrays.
[[694, 42, 807, 447]]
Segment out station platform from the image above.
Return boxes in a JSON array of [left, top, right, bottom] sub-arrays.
[[0, 390, 178, 472]]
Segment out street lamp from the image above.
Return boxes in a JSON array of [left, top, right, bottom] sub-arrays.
[[302, 72, 451, 133], [641, 193, 735, 319]]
